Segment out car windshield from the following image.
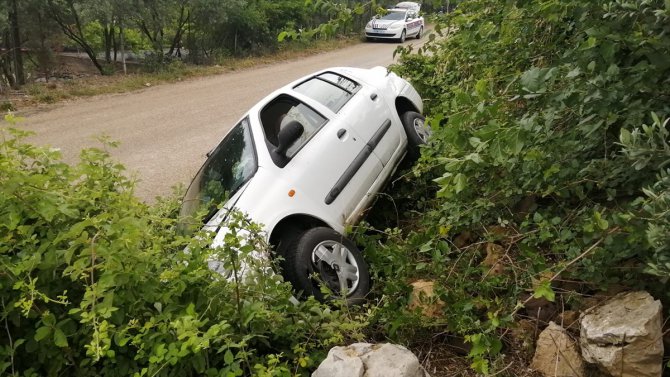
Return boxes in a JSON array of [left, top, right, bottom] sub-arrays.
[[180, 118, 257, 225], [380, 11, 406, 21]]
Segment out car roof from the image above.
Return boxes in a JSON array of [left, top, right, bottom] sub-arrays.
[[394, 2, 421, 11]]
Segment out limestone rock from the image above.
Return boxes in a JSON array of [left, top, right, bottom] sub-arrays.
[[408, 280, 445, 318], [580, 291, 663, 377], [530, 322, 586, 377], [313, 343, 429, 377]]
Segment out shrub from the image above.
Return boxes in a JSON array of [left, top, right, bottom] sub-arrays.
[[359, 0, 670, 373], [0, 118, 364, 376]]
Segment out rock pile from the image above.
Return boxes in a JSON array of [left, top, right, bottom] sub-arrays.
[[530, 291, 663, 377]]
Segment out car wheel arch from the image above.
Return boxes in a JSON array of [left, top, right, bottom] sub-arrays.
[[395, 96, 421, 119], [269, 213, 332, 251]]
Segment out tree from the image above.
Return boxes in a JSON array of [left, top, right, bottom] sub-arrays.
[[46, 0, 106, 75], [133, 0, 190, 61]]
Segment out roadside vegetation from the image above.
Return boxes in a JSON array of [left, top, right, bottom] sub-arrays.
[[0, 0, 376, 110], [365, 0, 670, 373], [1, 0, 670, 376], [8, 37, 358, 110]]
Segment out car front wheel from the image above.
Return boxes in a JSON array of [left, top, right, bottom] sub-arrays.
[[282, 227, 370, 304], [401, 111, 430, 161], [416, 26, 423, 39], [399, 30, 406, 43]]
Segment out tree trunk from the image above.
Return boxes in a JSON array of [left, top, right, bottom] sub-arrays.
[[167, 5, 187, 57], [1, 31, 16, 88], [103, 22, 112, 63], [120, 21, 126, 75], [9, 0, 25, 87]]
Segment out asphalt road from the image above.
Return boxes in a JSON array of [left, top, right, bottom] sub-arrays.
[[17, 38, 428, 201]]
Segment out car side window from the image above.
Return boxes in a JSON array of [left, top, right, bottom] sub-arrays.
[[293, 72, 360, 113], [260, 96, 327, 165]]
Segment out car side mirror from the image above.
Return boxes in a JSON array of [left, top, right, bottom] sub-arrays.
[[274, 120, 304, 157]]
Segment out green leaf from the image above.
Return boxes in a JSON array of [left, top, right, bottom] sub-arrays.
[[651, 112, 661, 125], [594, 212, 609, 230], [566, 67, 581, 78], [470, 358, 489, 374], [224, 350, 234, 365], [54, 328, 68, 347], [587, 61, 596, 71], [520, 67, 555, 92], [13, 338, 25, 350], [619, 128, 631, 145], [34, 327, 51, 342], [533, 280, 555, 302], [453, 173, 467, 193]]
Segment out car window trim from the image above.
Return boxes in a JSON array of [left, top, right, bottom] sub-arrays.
[[293, 72, 361, 113], [313, 75, 359, 95]]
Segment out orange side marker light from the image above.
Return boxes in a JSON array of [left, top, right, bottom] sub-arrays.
[[288, 189, 296, 197]]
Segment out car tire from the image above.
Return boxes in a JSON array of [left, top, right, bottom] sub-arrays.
[[282, 227, 370, 304], [401, 111, 430, 161], [399, 30, 406, 43], [416, 26, 423, 39]]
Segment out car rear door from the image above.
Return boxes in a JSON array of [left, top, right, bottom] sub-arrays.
[[331, 74, 402, 166], [293, 71, 401, 166]]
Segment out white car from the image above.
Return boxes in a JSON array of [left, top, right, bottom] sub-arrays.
[[365, 5, 424, 42], [180, 67, 428, 303]]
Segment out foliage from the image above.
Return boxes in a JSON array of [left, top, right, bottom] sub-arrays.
[[278, 0, 369, 42], [354, 0, 670, 373], [0, 117, 364, 376]]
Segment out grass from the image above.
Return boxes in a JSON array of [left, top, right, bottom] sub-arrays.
[[7, 37, 361, 112]]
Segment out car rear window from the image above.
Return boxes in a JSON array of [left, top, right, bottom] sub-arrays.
[[293, 73, 360, 113]]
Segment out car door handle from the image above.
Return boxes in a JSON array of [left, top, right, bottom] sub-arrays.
[[337, 129, 347, 139], [370, 93, 378, 100]]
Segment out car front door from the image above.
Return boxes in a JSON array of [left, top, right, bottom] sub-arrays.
[[258, 94, 383, 221]]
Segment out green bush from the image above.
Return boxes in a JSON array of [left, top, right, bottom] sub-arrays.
[[0, 118, 364, 376], [358, 0, 670, 373]]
